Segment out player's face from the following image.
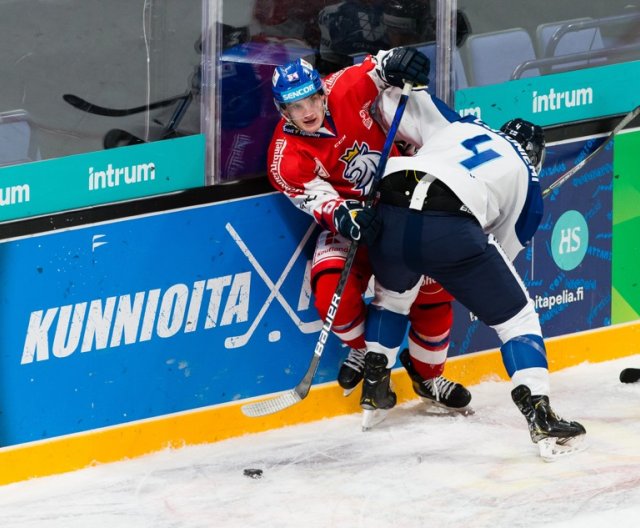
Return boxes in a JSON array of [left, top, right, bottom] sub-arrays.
[[284, 93, 325, 133]]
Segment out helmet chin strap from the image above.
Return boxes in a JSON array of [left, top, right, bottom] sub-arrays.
[[315, 99, 328, 128]]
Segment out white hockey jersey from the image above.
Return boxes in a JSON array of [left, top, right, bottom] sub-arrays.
[[377, 88, 541, 261]]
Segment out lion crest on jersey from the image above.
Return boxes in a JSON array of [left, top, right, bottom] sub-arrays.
[[339, 141, 380, 195]]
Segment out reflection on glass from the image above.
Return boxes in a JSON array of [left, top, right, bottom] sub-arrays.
[[2, 0, 638, 190], [0, 0, 202, 164], [457, 0, 640, 87]]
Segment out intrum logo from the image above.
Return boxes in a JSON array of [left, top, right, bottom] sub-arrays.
[[88, 162, 155, 190], [0, 184, 30, 206], [532, 87, 593, 114], [459, 106, 481, 118]]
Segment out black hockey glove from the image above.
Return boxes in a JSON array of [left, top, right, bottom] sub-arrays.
[[379, 47, 430, 88], [333, 200, 381, 245]]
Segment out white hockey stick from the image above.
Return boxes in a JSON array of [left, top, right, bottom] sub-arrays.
[[225, 222, 321, 349], [542, 104, 640, 199], [242, 82, 414, 418]]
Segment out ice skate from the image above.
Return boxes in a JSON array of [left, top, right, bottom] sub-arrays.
[[360, 352, 396, 431], [399, 349, 473, 415], [338, 348, 366, 396], [511, 384, 587, 462]]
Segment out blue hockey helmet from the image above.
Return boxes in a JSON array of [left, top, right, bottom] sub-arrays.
[[500, 118, 546, 172], [272, 58, 323, 107]]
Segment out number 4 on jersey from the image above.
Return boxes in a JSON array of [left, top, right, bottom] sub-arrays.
[[460, 134, 501, 170]]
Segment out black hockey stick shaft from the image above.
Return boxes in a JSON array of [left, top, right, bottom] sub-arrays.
[[542, 105, 640, 199], [162, 92, 194, 138], [62, 92, 187, 117], [620, 367, 640, 383], [241, 82, 414, 417]]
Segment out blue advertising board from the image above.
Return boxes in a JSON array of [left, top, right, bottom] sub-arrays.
[[0, 194, 343, 446], [0, 133, 613, 447]]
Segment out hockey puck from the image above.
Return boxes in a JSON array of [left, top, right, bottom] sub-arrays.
[[243, 468, 263, 479], [620, 368, 640, 384]]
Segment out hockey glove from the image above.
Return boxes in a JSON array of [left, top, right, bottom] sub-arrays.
[[379, 47, 430, 88], [333, 200, 381, 245]]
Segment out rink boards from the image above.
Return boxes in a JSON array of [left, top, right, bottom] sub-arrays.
[[0, 130, 639, 485]]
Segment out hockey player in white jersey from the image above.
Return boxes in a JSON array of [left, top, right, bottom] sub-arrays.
[[357, 88, 586, 459]]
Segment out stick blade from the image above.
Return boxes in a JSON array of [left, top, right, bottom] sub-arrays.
[[241, 390, 302, 417], [63, 93, 94, 112]]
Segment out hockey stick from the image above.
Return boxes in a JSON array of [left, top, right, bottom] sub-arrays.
[[241, 82, 414, 417], [63, 92, 186, 117], [620, 368, 640, 383], [542, 105, 640, 199], [101, 95, 194, 149], [103, 129, 145, 149]]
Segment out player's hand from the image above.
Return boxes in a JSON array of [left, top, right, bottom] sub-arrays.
[[379, 46, 430, 88], [333, 200, 381, 245]]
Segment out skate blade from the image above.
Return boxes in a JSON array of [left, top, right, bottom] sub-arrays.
[[537, 434, 587, 462], [343, 386, 357, 397], [420, 398, 475, 416], [361, 409, 389, 431]]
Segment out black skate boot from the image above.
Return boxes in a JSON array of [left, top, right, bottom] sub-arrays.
[[338, 348, 366, 394], [399, 349, 472, 412], [360, 352, 396, 431], [360, 352, 396, 410], [511, 384, 586, 461]]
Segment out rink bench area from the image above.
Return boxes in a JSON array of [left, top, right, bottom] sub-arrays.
[[1, 321, 639, 486]]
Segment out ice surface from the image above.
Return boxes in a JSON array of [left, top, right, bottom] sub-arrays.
[[1, 355, 640, 528]]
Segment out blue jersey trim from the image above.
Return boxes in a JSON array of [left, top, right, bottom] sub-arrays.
[[515, 180, 544, 246], [500, 334, 548, 376], [430, 92, 463, 123], [365, 305, 408, 350]]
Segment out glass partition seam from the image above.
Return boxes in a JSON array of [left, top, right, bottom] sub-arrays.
[[436, 0, 457, 106], [142, 0, 153, 142], [202, 0, 221, 186]]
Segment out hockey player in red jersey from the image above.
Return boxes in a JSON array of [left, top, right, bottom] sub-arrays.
[[267, 48, 471, 412]]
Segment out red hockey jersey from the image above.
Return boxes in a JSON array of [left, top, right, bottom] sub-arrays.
[[267, 56, 398, 233]]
